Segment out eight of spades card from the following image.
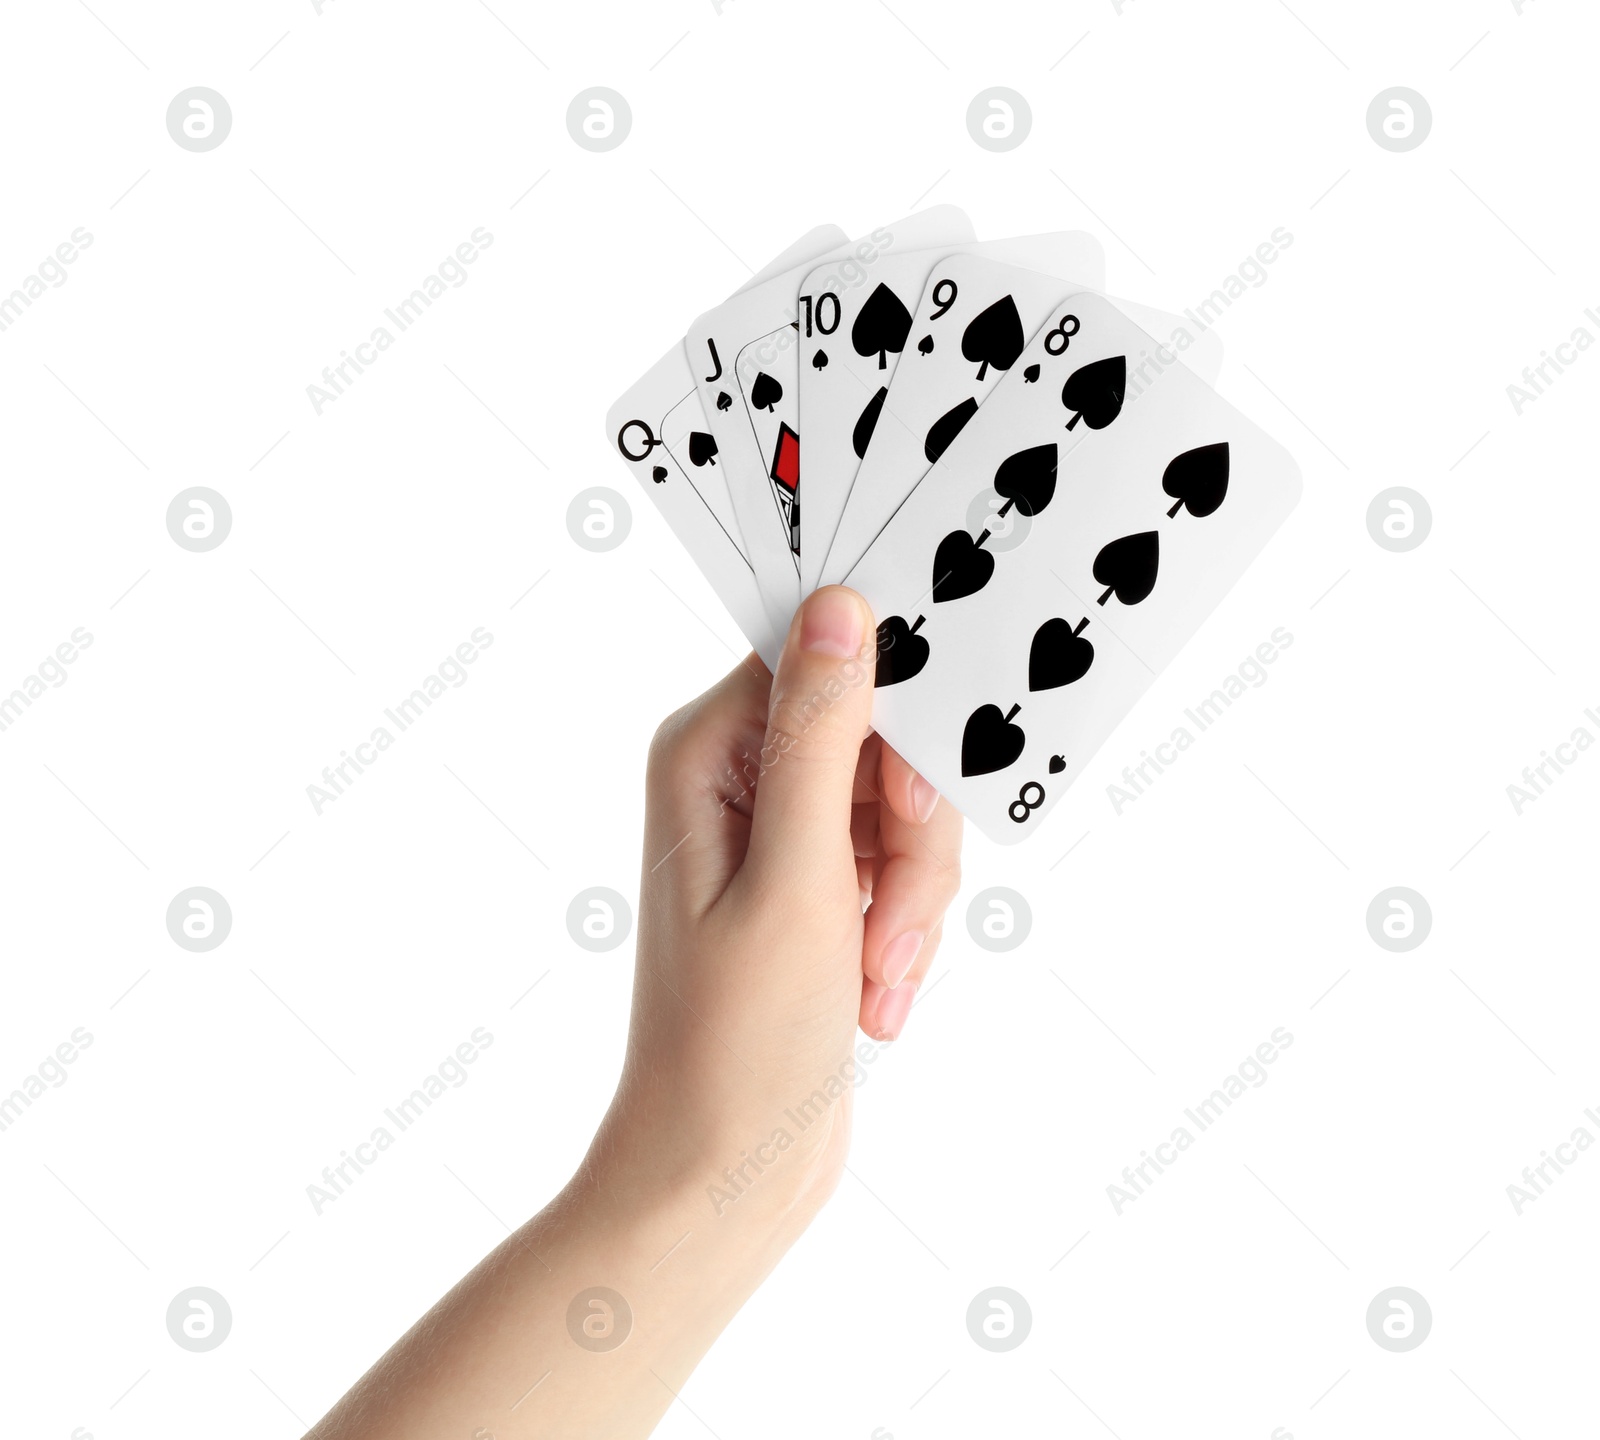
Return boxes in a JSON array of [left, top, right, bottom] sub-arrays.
[[843, 293, 1302, 844]]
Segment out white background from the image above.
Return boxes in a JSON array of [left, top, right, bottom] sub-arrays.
[[2, 1, 1595, 1437]]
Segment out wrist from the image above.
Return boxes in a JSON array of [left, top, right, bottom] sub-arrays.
[[585, 1101, 839, 1242], [575, 1085, 846, 1280]]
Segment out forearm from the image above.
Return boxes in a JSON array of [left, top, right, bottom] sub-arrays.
[[303, 1122, 818, 1440]]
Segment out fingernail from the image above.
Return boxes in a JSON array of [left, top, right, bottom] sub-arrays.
[[910, 773, 939, 824], [881, 930, 924, 989], [874, 981, 917, 1041], [800, 587, 865, 658]]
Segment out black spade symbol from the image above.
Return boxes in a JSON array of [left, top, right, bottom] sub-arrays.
[[749, 371, 783, 412], [1029, 617, 1094, 691], [853, 386, 888, 460], [1093, 531, 1160, 607], [993, 442, 1058, 518], [1048, 754, 1066, 775], [962, 702, 1026, 778], [874, 614, 929, 687], [918, 334, 935, 355], [687, 430, 718, 467], [716, 390, 733, 412], [1023, 363, 1041, 384], [961, 295, 1026, 381], [1060, 356, 1127, 431], [924, 396, 978, 464], [932, 529, 994, 602], [651, 465, 668, 484], [811, 349, 829, 371], [852, 282, 913, 370], [1162, 441, 1230, 518]]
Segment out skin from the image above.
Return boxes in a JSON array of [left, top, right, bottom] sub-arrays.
[[305, 587, 963, 1440]]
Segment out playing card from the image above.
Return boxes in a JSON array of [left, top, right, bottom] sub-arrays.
[[732, 334, 801, 568], [606, 226, 849, 665], [691, 224, 855, 559], [686, 206, 976, 638], [744, 225, 856, 293], [820, 255, 1225, 588], [607, 349, 781, 662], [843, 292, 1301, 844], [794, 233, 1105, 593]]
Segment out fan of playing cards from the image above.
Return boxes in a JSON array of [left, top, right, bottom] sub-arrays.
[[606, 207, 1302, 844]]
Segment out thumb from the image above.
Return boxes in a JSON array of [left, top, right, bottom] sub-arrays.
[[745, 586, 877, 880]]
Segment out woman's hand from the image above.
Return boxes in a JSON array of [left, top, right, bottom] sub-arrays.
[[601, 583, 964, 1216], [304, 587, 964, 1440]]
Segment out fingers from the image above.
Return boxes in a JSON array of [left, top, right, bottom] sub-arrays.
[[858, 979, 897, 1041], [859, 741, 963, 992], [858, 919, 944, 1040], [641, 652, 774, 914], [744, 588, 878, 888], [645, 651, 772, 807], [879, 736, 942, 828]]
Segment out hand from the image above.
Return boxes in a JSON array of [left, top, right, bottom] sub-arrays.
[[303, 587, 964, 1440], [600, 584, 964, 1213]]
